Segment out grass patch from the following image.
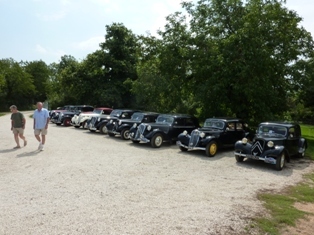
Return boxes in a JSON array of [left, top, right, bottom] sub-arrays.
[[301, 124, 314, 160], [0, 113, 6, 117], [250, 124, 314, 234]]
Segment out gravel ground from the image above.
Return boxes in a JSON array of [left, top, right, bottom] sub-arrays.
[[1, 111, 314, 235]]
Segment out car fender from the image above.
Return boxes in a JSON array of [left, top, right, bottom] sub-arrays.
[[203, 136, 219, 146], [177, 133, 190, 145], [299, 138, 307, 149], [145, 129, 164, 140], [234, 140, 252, 153]]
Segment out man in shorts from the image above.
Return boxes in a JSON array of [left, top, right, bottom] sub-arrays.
[[33, 102, 50, 151], [10, 105, 27, 149]]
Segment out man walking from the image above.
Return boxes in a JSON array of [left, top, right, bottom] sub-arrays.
[[10, 105, 27, 149], [33, 102, 50, 151]]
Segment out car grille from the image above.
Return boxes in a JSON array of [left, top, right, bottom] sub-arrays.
[[113, 122, 119, 131], [58, 115, 62, 122], [189, 130, 200, 148], [78, 116, 82, 123], [135, 124, 146, 139], [90, 117, 97, 125], [251, 140, 265, 156]]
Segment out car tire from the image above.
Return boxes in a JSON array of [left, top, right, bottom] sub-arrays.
[[206, 141, 218, 157], [83, 122, 88, 129], [108, 132, 115, 137], [235, 152, 244, 162], [63, 119, 68, 126], [276, 152, 286, 171], [179, 146, 188, 152], [56, 123, 61, 126], [121, 129, 130, 140], [89, 129, 96, 132], [74, 126, 80, 128], [151, 134, 163, 148], [99, 124, 108, 134], [132, 140, 140, 144]]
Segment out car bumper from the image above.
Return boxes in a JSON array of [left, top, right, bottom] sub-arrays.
[[132, 135, 150, 143], [176, 141, 205, 151], [234, 152, 276, 164]]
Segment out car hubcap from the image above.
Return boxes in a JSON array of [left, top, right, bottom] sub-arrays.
[[102, 126, 108, 134], [155, 136, 162, 146], [210, 144, 217, 155], [280, 154, 285, 168], [124, 131, 129, 139]]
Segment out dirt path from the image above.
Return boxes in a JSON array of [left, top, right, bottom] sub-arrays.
[[1, 111, 313, 235]]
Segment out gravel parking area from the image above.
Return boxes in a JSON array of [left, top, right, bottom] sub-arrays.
[[1, 111, 314, 235]]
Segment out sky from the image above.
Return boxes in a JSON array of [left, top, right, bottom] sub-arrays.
[[0, 0, 313, 65]]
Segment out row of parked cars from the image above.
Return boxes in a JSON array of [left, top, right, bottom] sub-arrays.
[[48, 105, 308, 171]]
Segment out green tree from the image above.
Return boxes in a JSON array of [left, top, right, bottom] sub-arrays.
[[99, 23, 138, 108], [0, 58, 35, 110], [23, 60, 51, 102], [179, 0, 313, 123]]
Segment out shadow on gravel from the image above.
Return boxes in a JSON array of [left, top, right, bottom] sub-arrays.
[[0, 148, 20, 153], [16, 150, 41, 158], [235, 157, 312, 176]]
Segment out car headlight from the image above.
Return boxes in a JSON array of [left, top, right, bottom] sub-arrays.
[[133, 123, 137, 128], [200, 132, 205, 138], [98, 117, 101, 122], [183, 130, 188, 135], [147, 125, 151, 131], [119, 120, 122, 125], [267, 141, 274, 148], [242, 138, 248, 144], [110, 120, 113, 124]]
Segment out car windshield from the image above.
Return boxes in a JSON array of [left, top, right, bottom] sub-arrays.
[[258, 125, 287, 136], [131, 113, 144, 121], [110, 110, 121, 117], [93, 109, 102, 114], [156, 115, 174, 124], [203, 119, 225, 129]]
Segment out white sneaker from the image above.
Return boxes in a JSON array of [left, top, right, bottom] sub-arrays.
[[40, 145, 44, 151], [38, 143, 42, 150]]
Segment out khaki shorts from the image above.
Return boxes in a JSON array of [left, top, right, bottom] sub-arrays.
[[34, 128, 48, 135], [13, 128, 24, 135]]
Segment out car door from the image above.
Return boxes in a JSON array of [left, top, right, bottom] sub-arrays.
[[286, 126, 299, 155]]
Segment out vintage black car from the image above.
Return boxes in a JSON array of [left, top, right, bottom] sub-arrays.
[[55, 110, 76, 126], [129, 114, 199, 148], [106, 112, 159, 140], [234, 122, 307, 170], [88, 109, 140, 134], [177, 118, 251, 157]]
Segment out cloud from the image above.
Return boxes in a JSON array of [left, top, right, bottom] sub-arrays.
[[36, 10, 67, 21], [73, 36, 105, 51], [36, 44, 65, 58]]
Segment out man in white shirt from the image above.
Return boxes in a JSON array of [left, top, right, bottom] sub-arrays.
[[33, 102, 50, 151]]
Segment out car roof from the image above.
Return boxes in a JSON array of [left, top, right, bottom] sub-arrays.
[[134, 111, 159, 116], [259, 121, 298, 128], [94, 107, 113, 110], [205, 117, 243, 122], [158, 113, 195, 118]]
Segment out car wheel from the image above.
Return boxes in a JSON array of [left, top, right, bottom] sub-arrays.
[[89, 129, 96, 132], [132, 140, 140, 144], [83, 122, 88, 129], [63, 119, 69, 126], [235, 151, 244, 162], [99, 124, 108, 134], [276, 152, 286, 171], [151, 134, 163, 148], [121, 129, 130, 140], [74, 126, 80, 128], [56, 123, 61, 126], [206, 141, 218, 157], [108, 132, 115, 137], [180, 146, 188, 152]]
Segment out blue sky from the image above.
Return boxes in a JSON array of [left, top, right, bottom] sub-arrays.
[[0, 0, 313, 65]]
